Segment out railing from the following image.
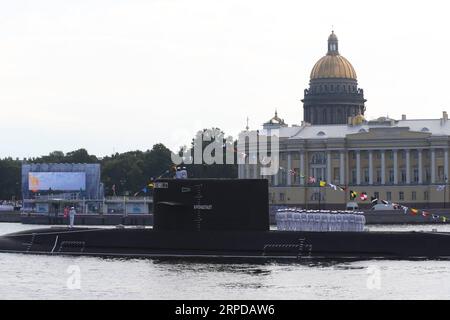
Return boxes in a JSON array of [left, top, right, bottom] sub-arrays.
[[105, 196, 153, 201]]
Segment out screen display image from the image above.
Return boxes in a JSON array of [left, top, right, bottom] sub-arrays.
[[28, 172, 86, 191]]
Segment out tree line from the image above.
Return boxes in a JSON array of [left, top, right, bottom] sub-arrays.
[[0, 129, 238, 200]]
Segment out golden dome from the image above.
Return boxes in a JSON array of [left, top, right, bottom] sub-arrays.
[[311, 55, 357, 80], [310, 31, 357, 80]]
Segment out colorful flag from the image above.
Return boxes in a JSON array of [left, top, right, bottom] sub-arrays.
[[422, 211, 430, 217], [360, 193, 368, 201], [350, 190, 358, 199], [338, 186, 347, 192], [381, 200, 389, 205], [410, 208, 419, 215], [308, 176, 316, 184], [371, 197, 378, 204], [432, 214, 440, 220], [328, 183, 337, 191], [436, 185, 446, 192], [443, 217, 448, 223], [319, 181, 327, 187], [401, 206, 409, 214]]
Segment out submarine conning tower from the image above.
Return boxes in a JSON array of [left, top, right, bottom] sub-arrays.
[[153, 179, 269, 231]]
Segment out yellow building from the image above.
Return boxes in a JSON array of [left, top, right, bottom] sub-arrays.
[[238, 32, 450, 210]]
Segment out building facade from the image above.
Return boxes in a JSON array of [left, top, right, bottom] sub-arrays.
[[239, 32, 450, 210]]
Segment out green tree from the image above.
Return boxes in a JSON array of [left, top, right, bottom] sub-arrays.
[[0, 158, 21, 200], [180, 128, 238, 178]]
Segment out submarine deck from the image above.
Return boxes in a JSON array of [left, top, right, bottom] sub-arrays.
[[1, 227, 450, 260]]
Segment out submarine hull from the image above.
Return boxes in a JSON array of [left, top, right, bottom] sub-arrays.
[[1, 227, 450, 260]]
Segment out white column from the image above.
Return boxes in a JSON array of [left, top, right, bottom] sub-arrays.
[[406, 149, 411, 184], [287, 153, 292, 186], [274, 169, 279, 186], [418, 149, 423, 184], [327, 151, 332, 182], [431, 148, 436, 184], [445, 148, 449, 182], [368, 150, 373, 185], [381, 150, 386, 185], [393, 150, 398, 185], [356, 151, 361, 185], [300, 151, 305, 185], [339, 151, 345, 185]]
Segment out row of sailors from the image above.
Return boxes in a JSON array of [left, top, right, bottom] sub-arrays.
[[276, 208, 365, 215], [275, 210, 366, 232]]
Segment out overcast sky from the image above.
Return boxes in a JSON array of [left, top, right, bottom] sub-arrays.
[[1, 0, 450, 158]]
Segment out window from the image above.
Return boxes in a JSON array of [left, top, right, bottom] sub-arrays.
[[376, 168, 382, 184], [280, 172, 287, 185], [333, 168, 340, 182], [311, 152, 326, 164], [424, 191, 429, 201], [412, 191, 417, 201], [401, 168, 406, 183], [311, 192, 324, 201], [293, 168, 300, 184], [386, 192, 392, 201], [438, 166, 445, 181], [413, 168, 419, 183], [363, 168, 369, 183], [399, 192, 404, 201], [425, 167, 430, 182], [389, 168, 394, 183], [279, 193, 285, 201]]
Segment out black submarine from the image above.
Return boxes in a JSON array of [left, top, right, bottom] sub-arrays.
[[1, 179, 450, 260]]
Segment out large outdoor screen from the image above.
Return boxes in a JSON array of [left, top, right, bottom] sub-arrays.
[[28, 172, 86, 191]]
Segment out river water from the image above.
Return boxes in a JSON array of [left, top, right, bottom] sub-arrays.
[[1, 223, 450, 300]]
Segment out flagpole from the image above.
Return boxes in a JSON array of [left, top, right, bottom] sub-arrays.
[[318, 185, 321, 210], [445, 176, 448, 209]]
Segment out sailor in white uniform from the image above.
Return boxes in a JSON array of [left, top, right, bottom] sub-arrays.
[[69, 207, 76, 228]]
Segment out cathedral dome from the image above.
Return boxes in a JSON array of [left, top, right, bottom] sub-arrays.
[[310, 31, 357, 80]]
